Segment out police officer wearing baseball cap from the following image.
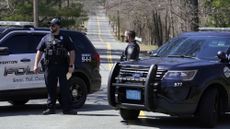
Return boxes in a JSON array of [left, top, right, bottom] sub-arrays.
[[33, 18, 77, 115]]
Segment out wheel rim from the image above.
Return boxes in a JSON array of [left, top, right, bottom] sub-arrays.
[[71, 84, 84, 102]]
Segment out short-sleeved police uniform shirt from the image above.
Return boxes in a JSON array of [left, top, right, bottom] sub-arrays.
[[125, 40, 140, 60], [37, 32, 75, 52]]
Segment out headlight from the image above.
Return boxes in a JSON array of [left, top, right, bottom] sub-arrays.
[[163, 70, 198, 81]]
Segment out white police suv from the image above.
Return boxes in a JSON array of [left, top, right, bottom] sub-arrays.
[[0, 22, 101, 107]]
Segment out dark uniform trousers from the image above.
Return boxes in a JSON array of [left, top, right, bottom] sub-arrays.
[[44, 64, 72, 111]]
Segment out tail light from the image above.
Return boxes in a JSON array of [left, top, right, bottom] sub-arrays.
[[93, 52, 100, 64]]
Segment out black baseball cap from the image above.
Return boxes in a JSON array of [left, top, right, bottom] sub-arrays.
[[48, 18, 61, 26]]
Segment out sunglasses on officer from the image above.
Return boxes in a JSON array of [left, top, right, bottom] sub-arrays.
[[50, 24, 57, 28]]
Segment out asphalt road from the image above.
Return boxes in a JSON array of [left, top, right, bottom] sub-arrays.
[[0, 4, 229, 129]]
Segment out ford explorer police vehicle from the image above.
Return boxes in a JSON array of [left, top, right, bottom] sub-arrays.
[[108, 29, 230, 128], [0, 22, 101, 108]]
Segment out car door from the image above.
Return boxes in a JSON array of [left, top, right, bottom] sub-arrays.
[[0, 31, 45, 90]]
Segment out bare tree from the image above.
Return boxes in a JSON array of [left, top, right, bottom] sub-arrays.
[[188, 0, 199, 31], [106, 0, 203, 47]]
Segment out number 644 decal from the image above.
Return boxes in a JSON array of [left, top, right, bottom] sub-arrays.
[[81, 54, 91, 62]]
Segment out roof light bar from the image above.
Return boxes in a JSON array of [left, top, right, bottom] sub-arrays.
[[0, 21, 34, 26], [199, 27, 230, 31]]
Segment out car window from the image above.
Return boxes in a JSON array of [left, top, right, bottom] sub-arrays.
[[69, 33, 87, 50], [198, 38, 230, 59], [30, 33, 47, 53], [156, 37, 187, 56], [0, 33, 31, 54], [64, 31, 95, 52], [156, 36, 230, 60]]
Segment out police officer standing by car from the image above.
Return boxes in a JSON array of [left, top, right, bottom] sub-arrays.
[[120, 30, 140, 61], [33, 18, 77, 115]]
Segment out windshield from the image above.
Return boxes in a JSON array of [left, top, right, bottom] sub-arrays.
[[155, 36, 230, 60]]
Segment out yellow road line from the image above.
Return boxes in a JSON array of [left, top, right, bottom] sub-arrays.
[[140, 111, 145, 115], [139, 111, 145, 118], [96, 16, 113, 69]]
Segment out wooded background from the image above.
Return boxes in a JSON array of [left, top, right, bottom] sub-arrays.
[[0, 0, 230, 47], [0, 0, 88, 29], [105, 0, 230, 46]]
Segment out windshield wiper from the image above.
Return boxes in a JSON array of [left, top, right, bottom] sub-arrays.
[[167, 55, 197, 59]]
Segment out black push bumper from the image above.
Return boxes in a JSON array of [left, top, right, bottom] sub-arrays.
[[107, 63, 197, 115], [108, 63, 158, 111]]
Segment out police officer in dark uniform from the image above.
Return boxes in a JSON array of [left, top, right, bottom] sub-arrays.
[[33, 18, 77, 115], [120, 30, 140, 61]]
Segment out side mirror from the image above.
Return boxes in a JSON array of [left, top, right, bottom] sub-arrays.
[[148, 49, 158, 57], [217, 51, 228, 62], [0, 47, 9, 55], [147, 50, 153, 55]]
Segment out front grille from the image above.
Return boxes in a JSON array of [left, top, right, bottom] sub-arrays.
[[115, 65, 150, 85], [111, 64, 167, 106]]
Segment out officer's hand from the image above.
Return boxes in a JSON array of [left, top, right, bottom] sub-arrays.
[[68, 67, 74, 74], [33, 66, 40, 74]]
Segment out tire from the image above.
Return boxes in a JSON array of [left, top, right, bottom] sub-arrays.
[[8, 99, 29, 106], [120, 108, 140, 120], [69, 77, 87, 109], [197, 88, 220, 128]]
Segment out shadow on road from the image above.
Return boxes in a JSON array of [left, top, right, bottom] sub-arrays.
[[97, 48, 149, 64], [97, 48, 123, 64], [97, 48, 124, 56], [122, 115, 230, 129], [0, 102, 113, 117], [0, 104, 46, 116]]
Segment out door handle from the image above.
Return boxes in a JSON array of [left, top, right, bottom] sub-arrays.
[[20, 58, 31, 62]]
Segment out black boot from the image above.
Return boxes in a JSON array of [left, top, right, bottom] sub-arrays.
[[42, 109, 56, 115]]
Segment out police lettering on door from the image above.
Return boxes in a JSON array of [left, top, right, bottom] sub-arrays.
[[4, 66, 43, 76], [82, 54, 91, 62]]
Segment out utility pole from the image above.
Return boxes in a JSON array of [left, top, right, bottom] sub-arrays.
[[117, 0, 122, 40], [33, 0, 38, 27], [117, 10, 120, 40]]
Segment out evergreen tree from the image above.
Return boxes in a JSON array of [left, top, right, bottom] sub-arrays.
[[0, 0, 88, 28]]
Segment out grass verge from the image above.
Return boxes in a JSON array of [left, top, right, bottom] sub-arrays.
[[139, 43, 158, 52]]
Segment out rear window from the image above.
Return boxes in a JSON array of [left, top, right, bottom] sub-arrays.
[[64, 31, 96, 52], [30, 32, 47, 52]]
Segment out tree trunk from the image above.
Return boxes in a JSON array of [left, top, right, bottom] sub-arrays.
[[153, 10, 163, 47], [165, 8, 169, 42], [169, 0, 175, 37], [58, 0, 62, 8], [189, 0, 199, 31], [67, 0, 69, 7]]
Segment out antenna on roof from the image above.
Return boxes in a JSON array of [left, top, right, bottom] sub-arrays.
[[0, 21, 34, 27], [199, 27, 230, 31]]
